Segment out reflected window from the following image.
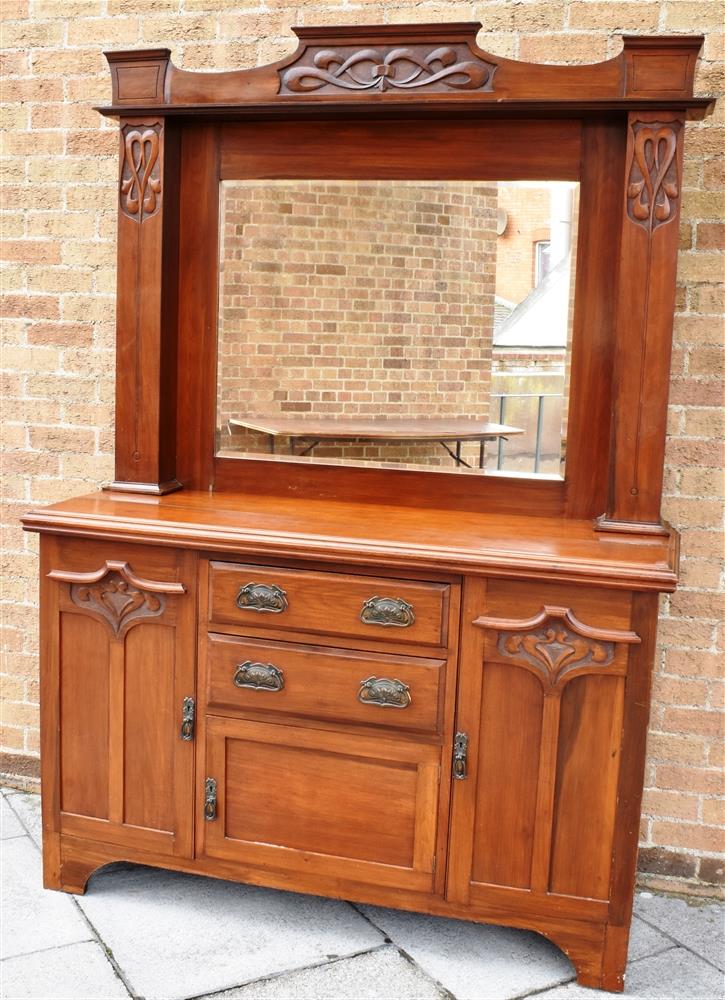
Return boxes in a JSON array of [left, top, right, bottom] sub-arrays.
[[534, 240, 551, 286]]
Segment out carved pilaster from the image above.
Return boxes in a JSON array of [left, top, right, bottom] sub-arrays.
[[110, 109, 181, 495], [601, 111, 685, 532]]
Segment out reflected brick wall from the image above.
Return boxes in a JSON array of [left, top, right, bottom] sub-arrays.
[[217, 181, 497, 468]]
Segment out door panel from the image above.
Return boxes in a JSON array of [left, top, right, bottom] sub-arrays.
[[47, 540, 197, 858], [123, 624, 177, 833], [470, 661, 543, 889], [203, 716, 441, 892], [549, 674, 625, 899], [59, 612, 110, 819], [448, 577, 636, 914]]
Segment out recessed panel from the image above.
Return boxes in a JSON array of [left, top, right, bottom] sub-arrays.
[[224, 737, 419, 867]]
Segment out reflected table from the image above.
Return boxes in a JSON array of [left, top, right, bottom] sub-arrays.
[[228, 417, 524, 469]]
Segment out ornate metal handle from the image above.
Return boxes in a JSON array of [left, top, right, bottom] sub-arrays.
[[236, 582, 288, 614], [453, 732, 468, 780], [204, 777, 217, 821], [358, 676, 411, 709], [180, 696, 195, 741], [233, 660, 285, 691], [360, 596, 415, 628]]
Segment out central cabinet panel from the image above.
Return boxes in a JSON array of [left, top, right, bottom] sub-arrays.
[[201, 717, 441, 892]]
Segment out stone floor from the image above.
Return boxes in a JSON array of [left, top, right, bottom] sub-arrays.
[[2, 788, 723, 1000]]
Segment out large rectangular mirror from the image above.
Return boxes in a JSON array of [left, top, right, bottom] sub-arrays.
[[216, 179, 579, 477]]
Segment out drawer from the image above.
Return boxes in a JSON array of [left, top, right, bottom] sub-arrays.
[[208, 561, 450, 648], [206, 633, 445, 735]]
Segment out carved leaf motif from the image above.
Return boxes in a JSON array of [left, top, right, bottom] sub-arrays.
[[626, 122, 680, 232], [71, 572, 164, 637], [498, 625, 614, 689], [120, 124, 162, 222], [281, 44, 496, 95]]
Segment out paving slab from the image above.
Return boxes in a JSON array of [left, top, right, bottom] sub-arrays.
[[359, 905, 573, 999], [1, 836, 93, 960], [3, 791, 41, 847], [536, 946, 724, 999], [0, 795, 25, 840], [634, 892, 725, 972], [0, 940, 130, 1000], [201, 944, 447, 999], [626, 915, 672, 962], [76, 864, 383, 1000]]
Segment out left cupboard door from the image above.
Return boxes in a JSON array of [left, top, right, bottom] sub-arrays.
[[41, 538, 197, 872]]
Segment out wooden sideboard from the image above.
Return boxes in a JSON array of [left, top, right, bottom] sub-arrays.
[[23, 23, 712, 994]]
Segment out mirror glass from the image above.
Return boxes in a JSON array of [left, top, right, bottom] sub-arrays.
[[216, 179, 579, 477]]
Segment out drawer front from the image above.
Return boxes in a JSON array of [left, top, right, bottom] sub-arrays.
[[207, 633, 444, 734], [208, 561, 449, 647]]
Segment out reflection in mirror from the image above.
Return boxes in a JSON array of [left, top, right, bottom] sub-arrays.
[[216, 179, 579, 477]]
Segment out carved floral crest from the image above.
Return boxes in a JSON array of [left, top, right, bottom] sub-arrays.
[[120, 123, 162, 222], [280, 44, 496, 95], [627, 121, 681, 233], [48, 560, 186, 638], [70, 572, 164, 636], [474, 605, 640, 691], [498, 625, 614, 688]]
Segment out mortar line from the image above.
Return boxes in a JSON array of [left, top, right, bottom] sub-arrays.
[[183, 942, 390, 1000]]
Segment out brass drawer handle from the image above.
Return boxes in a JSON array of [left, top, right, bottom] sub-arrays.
[[360, 596, 415, 628], [233, 660, 285, 691], [358, 676, 411, 709], [236, 582, 288, 614]]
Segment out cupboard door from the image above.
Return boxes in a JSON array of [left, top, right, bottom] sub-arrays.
[[447, 578, 639, 916], [43, 539, 197, 858], [201, 716, 441, 892]]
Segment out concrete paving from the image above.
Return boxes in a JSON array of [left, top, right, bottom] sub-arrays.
[[2, 788, 723, 1000]]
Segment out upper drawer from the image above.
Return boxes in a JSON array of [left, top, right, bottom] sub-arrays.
[[208, 561, 450, 648]]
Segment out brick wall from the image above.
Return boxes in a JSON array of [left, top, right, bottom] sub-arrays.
[[0, 1, 722, 893]]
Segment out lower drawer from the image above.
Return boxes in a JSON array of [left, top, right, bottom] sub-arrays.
[[206, 632, 445, 735]]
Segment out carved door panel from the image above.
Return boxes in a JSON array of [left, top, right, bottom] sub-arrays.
[[447, 578, 640, 914], [201, 716, 441, 893], [43, 538, 197, 858]]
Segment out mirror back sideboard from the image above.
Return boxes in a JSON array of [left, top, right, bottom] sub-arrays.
[[23, 24, 712, 993]]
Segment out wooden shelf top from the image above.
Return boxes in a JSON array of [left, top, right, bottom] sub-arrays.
[[22, 490, 678, 592]]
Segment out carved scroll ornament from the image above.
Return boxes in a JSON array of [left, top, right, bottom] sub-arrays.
[[120, 122, 162, 222], [48, 560, 185, 638], [280, 44, 496, 95], [473, 605, 640, 690], [626, 121, 681, 233]]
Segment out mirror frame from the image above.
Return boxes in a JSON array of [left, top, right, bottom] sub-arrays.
[[100, 23, 710, 528]]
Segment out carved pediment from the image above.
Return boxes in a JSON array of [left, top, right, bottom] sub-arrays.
[[473, 605, 640, 690], [279, 42, 496, 96], [48, 560, 185, 638]]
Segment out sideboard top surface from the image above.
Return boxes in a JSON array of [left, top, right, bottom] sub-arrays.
[[22, 490, 678, 592]]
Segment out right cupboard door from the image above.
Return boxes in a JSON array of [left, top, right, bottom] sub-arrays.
[[447, 578, 642, 918]]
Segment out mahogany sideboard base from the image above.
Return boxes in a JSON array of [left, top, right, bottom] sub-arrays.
[[49, 835, 628, 992], [24, 490, 678, 994]]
